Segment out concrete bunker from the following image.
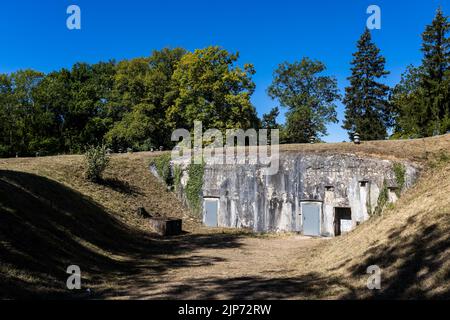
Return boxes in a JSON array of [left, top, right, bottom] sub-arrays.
[[170, 152, 419, 237]]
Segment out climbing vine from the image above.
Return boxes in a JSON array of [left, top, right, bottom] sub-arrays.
[[366, 191, 372, 216], [393, 162, 406, 196], [373, 179, 389, 215], [185, 162, 205, 216], [173, 164, 182, 192], [150, 154, 173, 186], [150, 154, 205, 216]]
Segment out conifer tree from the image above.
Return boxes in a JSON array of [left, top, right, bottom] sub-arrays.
[[343, 29, 391, 141], [392, 8, 450, 137], [419, 7, 450, 135]]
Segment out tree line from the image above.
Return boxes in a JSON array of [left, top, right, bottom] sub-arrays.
[[0, 8, 449, 157]]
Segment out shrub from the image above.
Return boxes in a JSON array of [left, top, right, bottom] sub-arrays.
[[84, 145, 110, 182]]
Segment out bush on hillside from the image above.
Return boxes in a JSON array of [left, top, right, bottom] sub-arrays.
[[84, 145, 110, 182]]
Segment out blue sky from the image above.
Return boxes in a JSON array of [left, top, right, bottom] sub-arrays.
[[1, 0, 449, 142]]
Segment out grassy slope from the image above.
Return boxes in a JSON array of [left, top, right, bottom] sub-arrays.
[[298, 157, 450, 299], [0, 135, 449, 299], [0, 152, 203, 299]]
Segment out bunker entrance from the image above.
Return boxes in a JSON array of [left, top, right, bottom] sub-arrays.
[[301, 202, 321, 236], [334, 207, 352, 236], [203, 198, 219, 227]]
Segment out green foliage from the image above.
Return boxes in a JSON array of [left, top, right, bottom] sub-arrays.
[[261, 107, 280, 130], [0, 46, 265, 157], [366, 196, 373, 216], [261, 107, 280, 143], [392, 8, 450, 137], [343, 29, 391, 141], [185, 162, 205, 215], [391, 65, 427, 138], [268, 58, 340, 143], [374, 180, 389, 216], [150, 154, 173, 186], [393, 163, 406, 195], [173, 165, 182, 192], [84, 145, 110, 182], [105, 103, 158, 151], [429, 150, 450, 168], [3, 16, 450, 159], [167, 46, 260, 133]]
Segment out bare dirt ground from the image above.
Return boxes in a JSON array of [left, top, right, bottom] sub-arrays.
[[106, 234, 326, 300]]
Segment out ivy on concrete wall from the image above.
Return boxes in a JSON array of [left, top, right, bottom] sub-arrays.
[[185, 162, 205, 216], [374, 179, 389, 215], [173, 164, 182, 192], [150, 154, 173, 186], [393, 162, 406, 196], [150, 155, 205, 216]]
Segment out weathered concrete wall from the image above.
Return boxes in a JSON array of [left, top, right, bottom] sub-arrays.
[[172, 152, 419, 236]]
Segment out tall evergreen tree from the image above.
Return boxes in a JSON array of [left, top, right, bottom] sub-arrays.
[[343, 29, 391, 141], [391, 65, 426, 138], [391, 8, 450, 137], [420, 7, 450, 135]]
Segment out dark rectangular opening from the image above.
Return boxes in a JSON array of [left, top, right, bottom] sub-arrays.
[[334, 207, 352, 236]]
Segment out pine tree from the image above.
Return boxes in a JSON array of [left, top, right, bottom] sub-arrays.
[[343, 29, 391, 141], [420, 7, 450, 135]]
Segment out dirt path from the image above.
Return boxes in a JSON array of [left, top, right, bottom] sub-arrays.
[[107, 234, 327, 300]]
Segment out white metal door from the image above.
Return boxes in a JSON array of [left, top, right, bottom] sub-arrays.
[[204, 198, 219, 227], [302, 202, 321, 236]]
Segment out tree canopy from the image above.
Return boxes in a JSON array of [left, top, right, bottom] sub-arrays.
[[1, 8, 450, 159], [268, 58, 340, 143], [0, 47, 261, 157]]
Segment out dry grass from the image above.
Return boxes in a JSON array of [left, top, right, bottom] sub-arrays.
[[0, 135, 449, 299], [280, 134, 450, 163], [0, 152, 200, 233], [295, 159, 450, 299]]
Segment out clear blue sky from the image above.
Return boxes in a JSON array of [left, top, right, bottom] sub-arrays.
[[1, 0, 449, 142]]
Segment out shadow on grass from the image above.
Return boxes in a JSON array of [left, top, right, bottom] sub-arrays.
[[344, 210, 450, 299], [2, 169, 448, 300], [103, 272, 357, 300], [98, 177, 142, 196], [0, 170, 245, 299]]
